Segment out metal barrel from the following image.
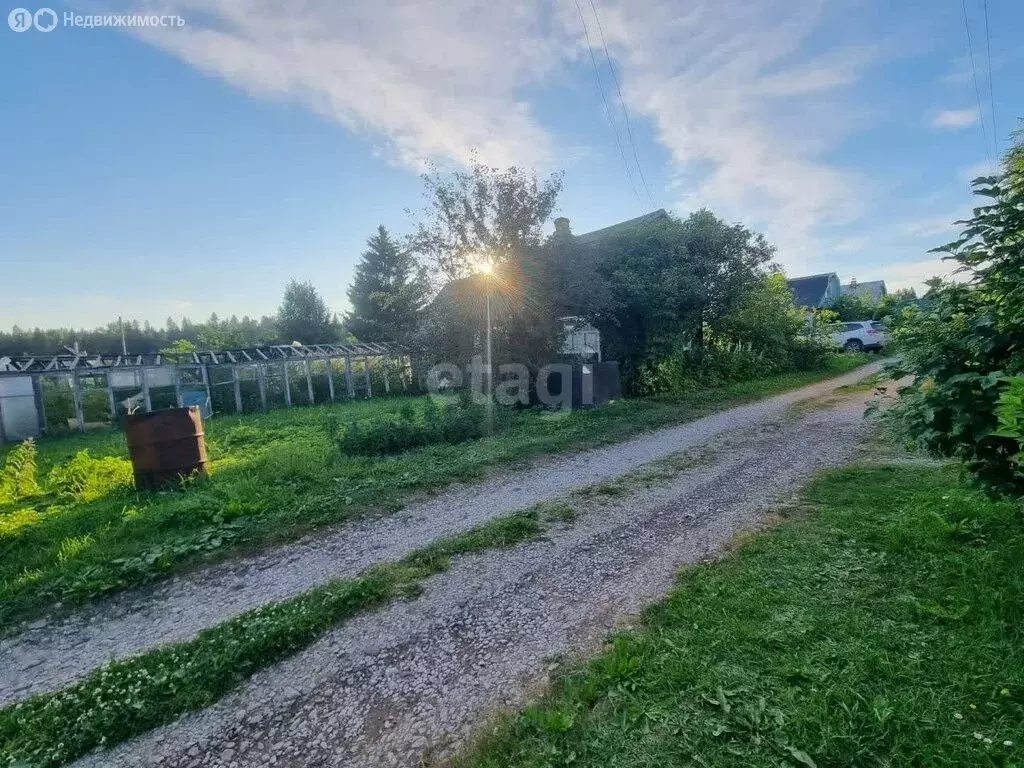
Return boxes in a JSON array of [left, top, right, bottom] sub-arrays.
[[124, 406, 208, 490]]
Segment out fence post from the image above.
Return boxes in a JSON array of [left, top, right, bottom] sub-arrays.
[[257, 364, 268, 411], [283, 362, 292, 406], [71, 371, 86, 432], [304, 359, 315, 404], [344, 355, 354, 398], [364, 357, 372, 397], [232, 365, 243, 413], [34, 375, 48, 433], [326, 359, 335, 401]]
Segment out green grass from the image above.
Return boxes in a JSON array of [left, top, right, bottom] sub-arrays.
[[0, 354, 871, 628], [0, 510, 545, 768], [456, 463, 1024, 768]]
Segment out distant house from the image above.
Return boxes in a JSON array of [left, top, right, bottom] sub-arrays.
[[786, 273, 842, 308], [841, 278, 887, 303]]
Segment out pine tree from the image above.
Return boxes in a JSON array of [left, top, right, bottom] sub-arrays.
[[345, 226, 428, 343]]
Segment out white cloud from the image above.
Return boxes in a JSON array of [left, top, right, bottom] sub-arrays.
[[110, 0, 884, 275], [931, 108, 980, 130], [565, 0, 881, 272], [116, 0, 574, 168]]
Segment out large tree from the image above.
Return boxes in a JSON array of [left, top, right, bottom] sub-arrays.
[[345, 226, 428, 343], [596, 210, 775, 385], [411, 156, 563, 282], [276, 280, 338, 344]]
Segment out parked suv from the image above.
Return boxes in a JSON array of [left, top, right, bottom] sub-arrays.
[[834, 320, 889, 352]]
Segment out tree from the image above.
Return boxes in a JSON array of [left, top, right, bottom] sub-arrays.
[[277, 280, 339, 344], [345, 226, 429, 343], [411, 156, 563, 282], [595, 210, 775, 387]]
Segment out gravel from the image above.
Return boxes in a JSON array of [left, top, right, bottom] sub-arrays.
[[0, 362, 884, 706], [72, 387, 879, 768]]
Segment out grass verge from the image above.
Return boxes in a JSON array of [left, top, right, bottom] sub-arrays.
[[0, 511, 545, 767], [456, 463, 1024, 768], [0, 354, 873, 628]]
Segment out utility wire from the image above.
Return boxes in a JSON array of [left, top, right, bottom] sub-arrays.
[[982, 0, 997, 151], [587, 0, 657, 208], [573, 0, 642, 206], [961, 0, 991, 163]]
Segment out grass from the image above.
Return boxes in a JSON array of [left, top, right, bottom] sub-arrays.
[[455, 462, 1024, 768], [0, 510, 545, 768], [0, 354, 871, 628]]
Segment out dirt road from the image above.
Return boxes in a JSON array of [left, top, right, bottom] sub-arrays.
[[67, 369, 883, 767]]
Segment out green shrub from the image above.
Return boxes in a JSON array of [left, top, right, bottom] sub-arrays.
[[886, 160, 1024, 493], [336, 395, 517, 455]]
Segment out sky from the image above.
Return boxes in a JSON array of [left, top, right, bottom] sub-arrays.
[[1, 0, 1021, 332]]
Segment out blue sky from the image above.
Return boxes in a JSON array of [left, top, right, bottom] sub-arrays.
[[1, 0, 1020, 332]]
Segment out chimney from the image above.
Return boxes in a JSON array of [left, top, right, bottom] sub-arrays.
[[849, 277, 858, 287], [554, 217, 572, 238]]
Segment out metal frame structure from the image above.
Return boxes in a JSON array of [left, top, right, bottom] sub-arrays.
[[0, 343, 416, 441]]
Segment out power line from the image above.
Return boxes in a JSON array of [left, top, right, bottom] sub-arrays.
[[572, 0, 642, 206], [587, 0, 657, 208], [961, 0, 991, 163], [982, 0, 997, 151]]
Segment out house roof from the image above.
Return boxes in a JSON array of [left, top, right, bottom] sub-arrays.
[[842, 280, 887, 301], [575, 209, 670, 244], [787, 273, 838, 308]]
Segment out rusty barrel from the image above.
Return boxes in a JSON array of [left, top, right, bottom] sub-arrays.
[[124, 406, 208, 490]]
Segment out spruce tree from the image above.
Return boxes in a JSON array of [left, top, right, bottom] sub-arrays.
[[345, 226, 428, 342]]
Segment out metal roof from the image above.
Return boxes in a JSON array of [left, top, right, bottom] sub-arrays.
[[0, 343, 410, 376]]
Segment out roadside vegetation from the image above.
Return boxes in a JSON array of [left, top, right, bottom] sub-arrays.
[[0, 354, 870, 629], [457, 462, 1024, 768], [885, 129, 1024, 493]]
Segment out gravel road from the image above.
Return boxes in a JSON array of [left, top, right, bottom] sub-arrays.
[[0, 362, 883, 706], [72, 382, 881, 768]]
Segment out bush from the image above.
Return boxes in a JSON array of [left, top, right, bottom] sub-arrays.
[[336, 394, 516, 455], [886, 159, 1024, 493]]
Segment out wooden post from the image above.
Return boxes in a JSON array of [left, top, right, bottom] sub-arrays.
[[71, 371, 86, 432], [174, 367, 183, 408], [232, 366, 243, 413], [363, 357, 372, 397], [344, 355, 354, 398], [257, 364, 268, 411], [201, 365, 212, 414], [140, 368, 152, 413], [304, 359, 315, 404], [283, 362, 292, 406], [383, 356, 391, 394], [33, 375, 48, 433], [326, 359, 336, 401]]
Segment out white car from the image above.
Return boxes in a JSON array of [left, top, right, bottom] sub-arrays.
[[834, 320, 889, 352]]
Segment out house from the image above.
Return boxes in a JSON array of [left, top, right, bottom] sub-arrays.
[[565, 208, 671, 244], [786, 273, 842, 308], [841, 278, 887, 303]]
